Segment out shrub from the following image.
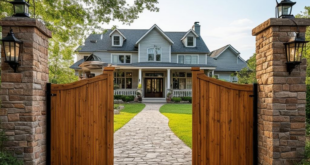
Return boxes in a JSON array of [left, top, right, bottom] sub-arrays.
[[121, 95, 135, 102], [172, 97, 181, 103], [114, 95, 123, 100]]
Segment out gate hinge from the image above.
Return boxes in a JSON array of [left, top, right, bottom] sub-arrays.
[[249, 95, 254, 97], [50, 94, 57, 97]]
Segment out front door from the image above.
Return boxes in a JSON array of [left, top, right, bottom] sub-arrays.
[[144, 78, 163, 98]]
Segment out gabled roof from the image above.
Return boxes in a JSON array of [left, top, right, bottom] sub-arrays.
[[77, 29, 210, 53], [209, 44, 240, 58], [181, 29, 199, 40], [109, 29, 127, 40], [135, 24, 174, 45]]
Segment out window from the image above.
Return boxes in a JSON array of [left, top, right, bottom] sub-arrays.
[[114, 71, 132, 89], [113, 36, 121, 46], [172, 72, 192, 89], [187, 36, 194, 47], [112, 55, 131, 64], [178, 55, 198, 64], [148, 48, 161, 62]]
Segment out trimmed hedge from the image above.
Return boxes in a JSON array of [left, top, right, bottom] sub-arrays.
[[114, 95, 135, 102], [181, 97, 192, 103], [172, 97, 182, 103]]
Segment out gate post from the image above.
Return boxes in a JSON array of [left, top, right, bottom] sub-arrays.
[[252, 18, 310, 165], [0, 17, 52, 164]]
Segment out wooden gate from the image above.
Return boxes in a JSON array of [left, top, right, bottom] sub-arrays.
[[46, 67, 115, 165], [191, 67, 257, 165]]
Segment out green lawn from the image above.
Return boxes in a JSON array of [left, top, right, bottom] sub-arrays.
[[159, 104, 192, 148], [114, 103, 145, 132]]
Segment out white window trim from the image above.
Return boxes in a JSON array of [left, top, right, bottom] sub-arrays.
[[112, 35, 123, 47], [177, 54, 199, 64], [147, 47, 162, 62], [186, 36, 196, 47], [111, 53, 132, 64]]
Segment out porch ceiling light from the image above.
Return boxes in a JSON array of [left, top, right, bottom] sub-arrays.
[[10, 0, 30, 17], [275, 0, 296, 19], [1, 29, 23, 73]]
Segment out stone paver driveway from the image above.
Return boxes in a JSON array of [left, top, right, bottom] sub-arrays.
[[114, 103, 192, 165]]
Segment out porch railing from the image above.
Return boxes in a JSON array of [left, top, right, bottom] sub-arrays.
[[173, 89, 192, 97], [114, 89, 137, 96]]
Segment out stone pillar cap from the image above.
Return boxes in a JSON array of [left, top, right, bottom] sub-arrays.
[[252, 18, 310, 36], [0, 17, 52, 38]]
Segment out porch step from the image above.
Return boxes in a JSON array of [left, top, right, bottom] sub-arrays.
[[142, 98, 166, 103]]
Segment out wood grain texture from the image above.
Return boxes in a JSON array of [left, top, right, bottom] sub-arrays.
[[192, 67, 254, 165], [50, 67, 115, 165]]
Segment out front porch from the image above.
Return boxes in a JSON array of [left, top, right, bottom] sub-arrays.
[[113, 67, 214, 98]]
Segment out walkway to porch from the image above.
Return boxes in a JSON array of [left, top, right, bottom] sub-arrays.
[[114, 103, 192, 165]]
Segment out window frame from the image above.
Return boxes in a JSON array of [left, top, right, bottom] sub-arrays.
[[147, 47, 162, 62], [114, 71, 133, 89], [172, 71, 193, 89], [177, 54, 199, 64], [187, 36, 195, 47], [112, 35, 122, 46], [111, 54, 132, 64]]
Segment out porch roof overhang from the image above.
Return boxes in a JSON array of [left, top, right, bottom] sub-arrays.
[[112, 62, 216, 70]]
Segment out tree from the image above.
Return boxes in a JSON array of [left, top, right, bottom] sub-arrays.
[[296, 6, 310, 84], [237, 53, 256, 84], [0, 0, 159, 84]]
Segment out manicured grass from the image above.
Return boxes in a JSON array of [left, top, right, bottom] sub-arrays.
[[160, 104, 192, 148], [114, 103, 145, 132]]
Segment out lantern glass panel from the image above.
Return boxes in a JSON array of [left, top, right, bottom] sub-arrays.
[[282, 5, 292, 15], [288, 42, 296, 62], [278, 6, 283, 16], [15, 43, 20, 62], [4, 42, 16, 62], [25, 5, 28, 14], [15, 4, 25, 14]]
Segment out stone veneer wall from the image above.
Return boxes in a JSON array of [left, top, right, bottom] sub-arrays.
[[0, 17, 51, 165], [252, 18, 310, 165]]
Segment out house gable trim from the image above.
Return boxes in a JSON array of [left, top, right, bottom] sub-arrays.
[[181, 29, 199, 41], [109, 29, 127, 40], [135, 24, 174, 45]]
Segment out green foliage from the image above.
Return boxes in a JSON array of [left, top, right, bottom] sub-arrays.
[[114, 95, 123, 100], [172, 97, 181, 103], [181, 97, 192, 103], [237, 53, 256, 84], [0, 0, 159, 84], [121, 96, 135, 102], [307, 85, 310, 124]]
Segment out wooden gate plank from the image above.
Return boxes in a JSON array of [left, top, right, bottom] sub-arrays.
[[191, 67, 254, 165]]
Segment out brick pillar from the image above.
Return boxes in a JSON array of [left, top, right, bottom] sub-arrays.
[[252, 18, 310, 165], [0, 17, 51, 165]]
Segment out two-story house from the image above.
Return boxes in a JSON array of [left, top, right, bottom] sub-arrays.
[[70, 22, 247, 102]]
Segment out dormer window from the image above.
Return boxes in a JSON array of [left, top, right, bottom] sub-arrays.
[[113, 35, 121, 46], [187, 36, 194, 47]]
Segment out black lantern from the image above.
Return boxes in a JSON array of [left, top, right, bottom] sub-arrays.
[[1, 29, 23, 72], [275, 0, 296, 18], [9, 0, 30, 17], [284, 33, 309, 74]]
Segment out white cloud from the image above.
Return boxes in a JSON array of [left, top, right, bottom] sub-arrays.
[[230, 19, 253, 26]]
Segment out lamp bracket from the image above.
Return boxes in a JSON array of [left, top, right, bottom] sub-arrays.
[[286, 62, 301, 75]]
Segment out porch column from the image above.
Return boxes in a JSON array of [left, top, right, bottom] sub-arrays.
[[138, 68, 142, 85], [167, 69, 171, 90], [212, 70, 215, 77]]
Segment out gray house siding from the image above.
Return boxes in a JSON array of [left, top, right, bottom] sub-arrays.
[[214, 71, 238, 82], [171, 54, 207, 64], [215, 48, 238, 64], [139, 29, 171, 62]]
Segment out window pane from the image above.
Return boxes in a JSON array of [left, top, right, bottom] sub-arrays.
[[179, 72, 186, 77], [184, 56, 191, 64], [119, 55, 124, 63], [173, 78, 179, 89], [117, 71, 124, 77], [186, 78, 192, 89], [126, 55, 131, 63], [148, 54, 154, 61], [113, 55, 118, 63], [126, 78, 132, 89], [179, 78, 186, 89], [117, 78, 125, 89], [126, 72, 132, 77], [191, 56, 198, 64], [187, 37, 194, 46], [187, 73, 192, 77], [114, 36, 120, 45], [156, 54, 161, 61], [178, 55, 184, 63]]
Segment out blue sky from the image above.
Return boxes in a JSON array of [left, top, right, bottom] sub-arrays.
[[107, 0, 309, 60]]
